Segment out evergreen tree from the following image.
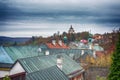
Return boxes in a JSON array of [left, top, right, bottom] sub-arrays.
[[108, 33, 120, 80]]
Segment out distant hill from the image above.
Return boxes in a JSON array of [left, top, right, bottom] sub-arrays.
[[0, 36, 31, 45]]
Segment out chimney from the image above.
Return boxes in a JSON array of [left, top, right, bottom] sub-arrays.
[[52, 40, 56, 46], [81, 50, 84, 55], [89, 43, 93, 50], [38, 48, 42, 56], [38, 48, 42, 53], [45, 50, 49, 55], [93, 50, 96, 58], [89, 44, 92, 49], [57, 55, 63, 70], [58, 40, 62, 46]]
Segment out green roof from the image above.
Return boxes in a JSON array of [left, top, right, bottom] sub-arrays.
[[93, 45, 104, 51], [4, 45, 44, 62], [18, 54, 83, 76], [26, 66, 69, 80], [0, 46, 13, 63], [43, 49, 93, 61]]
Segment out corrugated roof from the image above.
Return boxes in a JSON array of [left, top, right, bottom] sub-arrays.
[[26, 66, 69, 80], [0, 44, 93, 64], [18, 54, 83, 76], [48, 49, 82, 60], [3, 45, 44, 62], [41, 48, 93, 60], [39, 43, 93, 56], [0, 46, 13, 63]]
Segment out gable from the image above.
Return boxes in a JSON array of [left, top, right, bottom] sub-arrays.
[[10, 62, 25, 75]]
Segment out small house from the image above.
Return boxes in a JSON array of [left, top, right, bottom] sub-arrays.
[[10, 54, 85, 80]]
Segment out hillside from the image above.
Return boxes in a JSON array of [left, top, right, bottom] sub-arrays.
[[0, 36, 31, 46]]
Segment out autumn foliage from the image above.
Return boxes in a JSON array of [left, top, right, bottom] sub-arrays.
[[85, 54, 112, 67]]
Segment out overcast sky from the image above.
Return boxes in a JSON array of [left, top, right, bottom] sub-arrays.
[[0, 0, 120, 37]]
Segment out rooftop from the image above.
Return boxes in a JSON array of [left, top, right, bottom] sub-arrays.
[[18, 54, 84, 78], [0, 46, 13, 63], [0, 45, 44, 64], [26, 66, 69, 80], [46, 42, 69, 49]]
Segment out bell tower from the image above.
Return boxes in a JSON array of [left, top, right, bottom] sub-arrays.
[[68, 25, 75, 34]]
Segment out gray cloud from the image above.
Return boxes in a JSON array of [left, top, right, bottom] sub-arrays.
[[0, 0, 120, 37], [1, 0, 120, 23]]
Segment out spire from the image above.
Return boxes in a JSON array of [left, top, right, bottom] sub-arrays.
[[70, 25, 73, 29], [68, 25, 75, 34]]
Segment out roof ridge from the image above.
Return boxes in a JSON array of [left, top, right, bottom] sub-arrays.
[[18, 54, 65, 61], [28, 65, 57, 74]]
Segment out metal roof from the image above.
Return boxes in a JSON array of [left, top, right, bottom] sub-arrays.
[[93, 44, 104, 51], [26, 66, 69, 80], [0, 46, 13, 63], [0, 44, 93, 65], [0, 63, 12, 69], [41, 48, 93, 61], [18, 54, 83, 76], [3, 45, 44, 62], [39, 44, 93, 55]]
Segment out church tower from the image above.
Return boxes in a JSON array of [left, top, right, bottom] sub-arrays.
[[68, 25, 75, 34]]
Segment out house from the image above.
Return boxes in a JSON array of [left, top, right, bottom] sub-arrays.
[[93, 34, 103, 40], [92, 43, 104, 58], [0, 44, 85, 80], [39, 41, 94, 62], [0, 45, 44, 63], [95, 51, 105, 57], [93, 44, 104, 51], [0, 63, 25, 80], [93, 34, 104, 44], [0, 45, 44, 78], [69, 42, 89, 49], [45, 40, 69, 49], [0, 63, 12, 77], [10, 54, 85, 80]]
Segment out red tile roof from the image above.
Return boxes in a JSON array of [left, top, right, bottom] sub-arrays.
[[95, 51, 104, 57], [46, 42, 69, 49]]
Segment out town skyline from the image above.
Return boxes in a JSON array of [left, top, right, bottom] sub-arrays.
[[0, 23, 119, 37]]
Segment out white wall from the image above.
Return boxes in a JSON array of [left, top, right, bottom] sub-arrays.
[[10, 62, 25, 75], [81, 50, 84, 55], [0, 70, 9, 78], [89, 44, 92, 49], [93, 50, 96, 58]]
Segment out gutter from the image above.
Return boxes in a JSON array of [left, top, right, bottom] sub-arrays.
[[67, 69, 85, 78]]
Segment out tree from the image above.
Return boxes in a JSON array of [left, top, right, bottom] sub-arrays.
[[80, 32, 89, 40], [62, 31, 67, 36], [108, 33, 120, 80], [96, 76, 106, 80], [13, 41, 17, 46], [3, 75, 11, 80]]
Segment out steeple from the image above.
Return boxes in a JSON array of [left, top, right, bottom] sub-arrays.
[[68, 25, 75, 34]]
